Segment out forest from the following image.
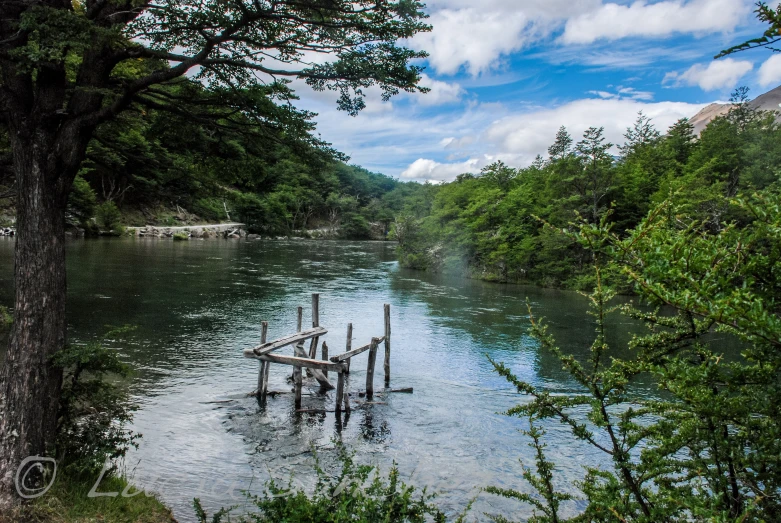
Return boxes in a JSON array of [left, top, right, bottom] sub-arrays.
[[393, 87, 781, 289], [0, 74, 423, 240]]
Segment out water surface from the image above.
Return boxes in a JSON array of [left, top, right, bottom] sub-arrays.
[[0, 238, 662, 521]]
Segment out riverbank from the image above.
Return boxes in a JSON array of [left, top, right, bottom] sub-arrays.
[[1, 474, 175, 523]]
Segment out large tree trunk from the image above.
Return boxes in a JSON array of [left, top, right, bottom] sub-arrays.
[[0, 133, 69, 508]]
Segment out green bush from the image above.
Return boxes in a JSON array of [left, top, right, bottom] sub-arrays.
[[173, 232, 189, 241], [0, 305, 11, 332], [95, 201, 123, 232], [194, 445, 445, 523], [52, 326, 139, 475], [339, 213, 372, 239], [67, 175, 97, 225]]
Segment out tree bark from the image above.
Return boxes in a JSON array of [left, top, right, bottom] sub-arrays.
[[0, 130, 70, 508]]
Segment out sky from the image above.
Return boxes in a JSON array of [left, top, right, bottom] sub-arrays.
[[291, 0, 781, 183]]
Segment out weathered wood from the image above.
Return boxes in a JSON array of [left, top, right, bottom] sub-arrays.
[[366, 337, 379, 400], [293, 364, 302, 409], [308, 293, 320, 360], [243, 327, 327, 357], [322, 341, 329, 379], [335, 371, 344, 412], [384, 304, 391, 387], [258, 353, 345, 373], [329, 337, 385, 363], [257, 321, 269, 397], [297, 306, 303, 333], [345, 323, 353, 373]]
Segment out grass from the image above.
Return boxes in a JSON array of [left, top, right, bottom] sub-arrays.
[[1, 473, 176, 523]]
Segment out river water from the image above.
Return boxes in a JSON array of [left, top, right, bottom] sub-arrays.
[[0, 238, 660, 521]]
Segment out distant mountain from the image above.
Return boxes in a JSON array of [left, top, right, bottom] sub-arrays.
[[689, 85, 781, 135]]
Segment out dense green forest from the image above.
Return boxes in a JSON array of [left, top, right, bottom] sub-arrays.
[[0, 73, 425, 240], [393, 87, 781, 288]]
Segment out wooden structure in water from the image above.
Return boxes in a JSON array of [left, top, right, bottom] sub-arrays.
[[243, 294, 393, 411]]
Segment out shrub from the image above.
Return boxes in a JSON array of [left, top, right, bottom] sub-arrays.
[[194, 445, 446, 523], [52, 326, 140, 475], [339, 213, 372, 239], [95, 201, 123, 232], [173, 232, 189, 241], [67, 175, 97, 225]]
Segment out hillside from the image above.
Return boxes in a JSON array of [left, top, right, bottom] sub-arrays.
[[690, 84, 781, 134]]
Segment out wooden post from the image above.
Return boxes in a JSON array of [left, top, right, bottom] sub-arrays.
[[309, 293, 320, 359], [257, 321, 269, 397], [366, 337, 379, 400], [345, 323, 353, 374], [294, 306, 303, 380], [383, 304, 391, 388], [322, 341, 329, 379], [294, 308, 304, 407], [293, 364, 302, 409], [335, 371, 344, 412]]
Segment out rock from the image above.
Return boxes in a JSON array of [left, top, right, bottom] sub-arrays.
[[247, 234, 260, 240]]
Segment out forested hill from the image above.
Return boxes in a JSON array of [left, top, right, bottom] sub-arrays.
[[394, 88, 781, 289], [0, 73, 430, 240]]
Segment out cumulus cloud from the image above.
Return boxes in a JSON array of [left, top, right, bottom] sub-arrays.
[[758, 54, 781, 88], [415, 75, 466, 106], [561, 0, 750, 45], [401, 158, 483, 181], [665, 58, 753, 91], [396, 98, 705, 183]]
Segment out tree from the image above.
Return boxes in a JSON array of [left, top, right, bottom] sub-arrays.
[[547, 126, 573, 161], [0, 0, 430, 508], [619, 111, 660, 157], [573, 127, 615, 223]]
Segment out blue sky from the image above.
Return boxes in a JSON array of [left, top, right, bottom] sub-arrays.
[[292, 0, 781, 182]]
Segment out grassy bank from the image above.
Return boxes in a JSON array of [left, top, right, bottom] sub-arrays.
[[1, 474, 174, 523]]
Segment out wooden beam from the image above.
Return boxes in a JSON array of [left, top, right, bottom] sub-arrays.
[[243, 326, 328, 357], [329, 336, 386, 363], [255, 353, 346, 373]]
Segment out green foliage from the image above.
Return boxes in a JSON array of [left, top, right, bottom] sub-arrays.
[[173, 232, 189, 241], [0, 305, 11, 331], [66, 175, 97, 226], [490, 192, 781, 522], [52, 327, 140, 475], [398, 89, 781, 288], [194, 445, 445, 523], [95, 201, 122, 232], [485, 418, 574, 523]]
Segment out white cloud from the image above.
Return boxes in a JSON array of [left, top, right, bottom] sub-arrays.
[[410, 9, 532, 76], [401, 158, 483, 181], [758, 54, 781, 87], [415, 75, 465, 106], [394, 98, 706, 183], [561, 0, 750, 45], [666, 58, 753, 91], [588, 86, 655, 100]]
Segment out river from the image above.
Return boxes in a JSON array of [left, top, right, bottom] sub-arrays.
[[0, 237, 663, 521]]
